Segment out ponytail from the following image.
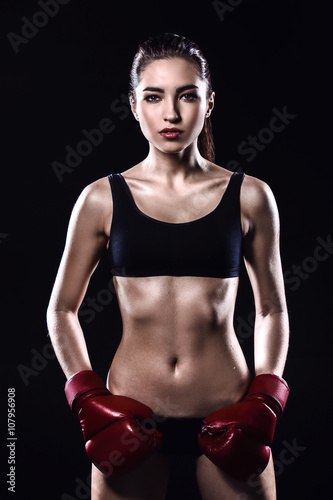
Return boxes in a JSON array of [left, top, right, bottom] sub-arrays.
[[198, 116, 215, 163]]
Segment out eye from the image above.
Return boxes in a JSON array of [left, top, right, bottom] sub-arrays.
[[180, 93, 198, 101], [144, 94, 161, 103]]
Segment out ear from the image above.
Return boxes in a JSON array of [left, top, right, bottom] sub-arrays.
[[206, 91, 215, 118], [129, 95, 139, 121]]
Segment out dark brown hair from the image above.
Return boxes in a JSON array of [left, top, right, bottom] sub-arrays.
[[129, 33, 215, 163]]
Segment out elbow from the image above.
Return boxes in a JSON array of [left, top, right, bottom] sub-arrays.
[[46, 301, 77, 331], [46, 299, 55, 329], [255, 306, 290, 340], [256, 292, 289, 319], [46, 303, 57, 334], [256, 306, 288, 319]]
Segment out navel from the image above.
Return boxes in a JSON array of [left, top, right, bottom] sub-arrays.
[[170, 357, 178, 369]]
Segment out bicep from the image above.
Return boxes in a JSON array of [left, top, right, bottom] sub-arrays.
[[242, 178, 287, 315], [49, 184, 109, 313]]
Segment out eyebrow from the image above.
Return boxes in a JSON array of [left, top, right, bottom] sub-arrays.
[[142, 84, 199, 93]]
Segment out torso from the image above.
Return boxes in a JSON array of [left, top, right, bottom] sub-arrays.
[[100, 162, 252, 417]]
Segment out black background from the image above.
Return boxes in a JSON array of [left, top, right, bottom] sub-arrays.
[[1, 1, 332, 499]]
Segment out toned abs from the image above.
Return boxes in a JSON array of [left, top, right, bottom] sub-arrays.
[[107, 274, 251, 418]]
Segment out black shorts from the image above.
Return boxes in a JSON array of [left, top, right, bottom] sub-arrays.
[[152, 416, 204, 458]]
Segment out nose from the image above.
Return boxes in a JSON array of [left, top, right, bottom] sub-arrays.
[[163, 97, 180, 123]]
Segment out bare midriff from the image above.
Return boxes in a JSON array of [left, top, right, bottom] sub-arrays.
[[107, 274, 251, 418]]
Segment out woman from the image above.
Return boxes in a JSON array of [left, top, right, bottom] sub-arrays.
[[47, 33, 290, 500]]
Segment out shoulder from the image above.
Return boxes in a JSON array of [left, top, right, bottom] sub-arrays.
[[241, 173, 276, 210], [73, 176, 111, 213], [207, 162, 274, 203], [69, 176, 112, 235], [240, 173, 279, 235]]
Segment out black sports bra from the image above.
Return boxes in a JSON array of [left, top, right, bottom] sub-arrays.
[[107, 171, 244, 278]]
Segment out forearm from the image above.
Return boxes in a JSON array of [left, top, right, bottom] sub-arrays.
[[254, 310, 289, 377], [46, 308, 92, 380]]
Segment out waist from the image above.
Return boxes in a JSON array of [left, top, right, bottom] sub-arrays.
[[107, 334, 251, 417]]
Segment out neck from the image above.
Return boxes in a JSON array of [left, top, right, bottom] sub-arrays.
[[141, 142, 209, 184]]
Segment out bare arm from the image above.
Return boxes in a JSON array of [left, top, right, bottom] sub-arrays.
[[46, 178, 111, 380], [241, 176, 289, 377]]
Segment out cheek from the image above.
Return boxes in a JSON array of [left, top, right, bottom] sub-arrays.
[[137, 106, 156, 129], [185, 101, 206, 121], [186, 105, 207, 133], [135, 111, 160, 144]]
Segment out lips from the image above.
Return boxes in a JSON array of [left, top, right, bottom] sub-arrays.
[[159, 128, 184, 139]]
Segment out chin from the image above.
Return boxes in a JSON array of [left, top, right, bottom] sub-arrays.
[[161, 147, 187, 156], [155, 140, 190, 155]]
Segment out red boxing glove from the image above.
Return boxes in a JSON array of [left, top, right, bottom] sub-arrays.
[[65, 370, 163, 478], [198, 373, 289, 481]]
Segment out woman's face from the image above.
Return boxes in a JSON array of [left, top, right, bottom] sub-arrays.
[[131, 57, 214, 156]]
